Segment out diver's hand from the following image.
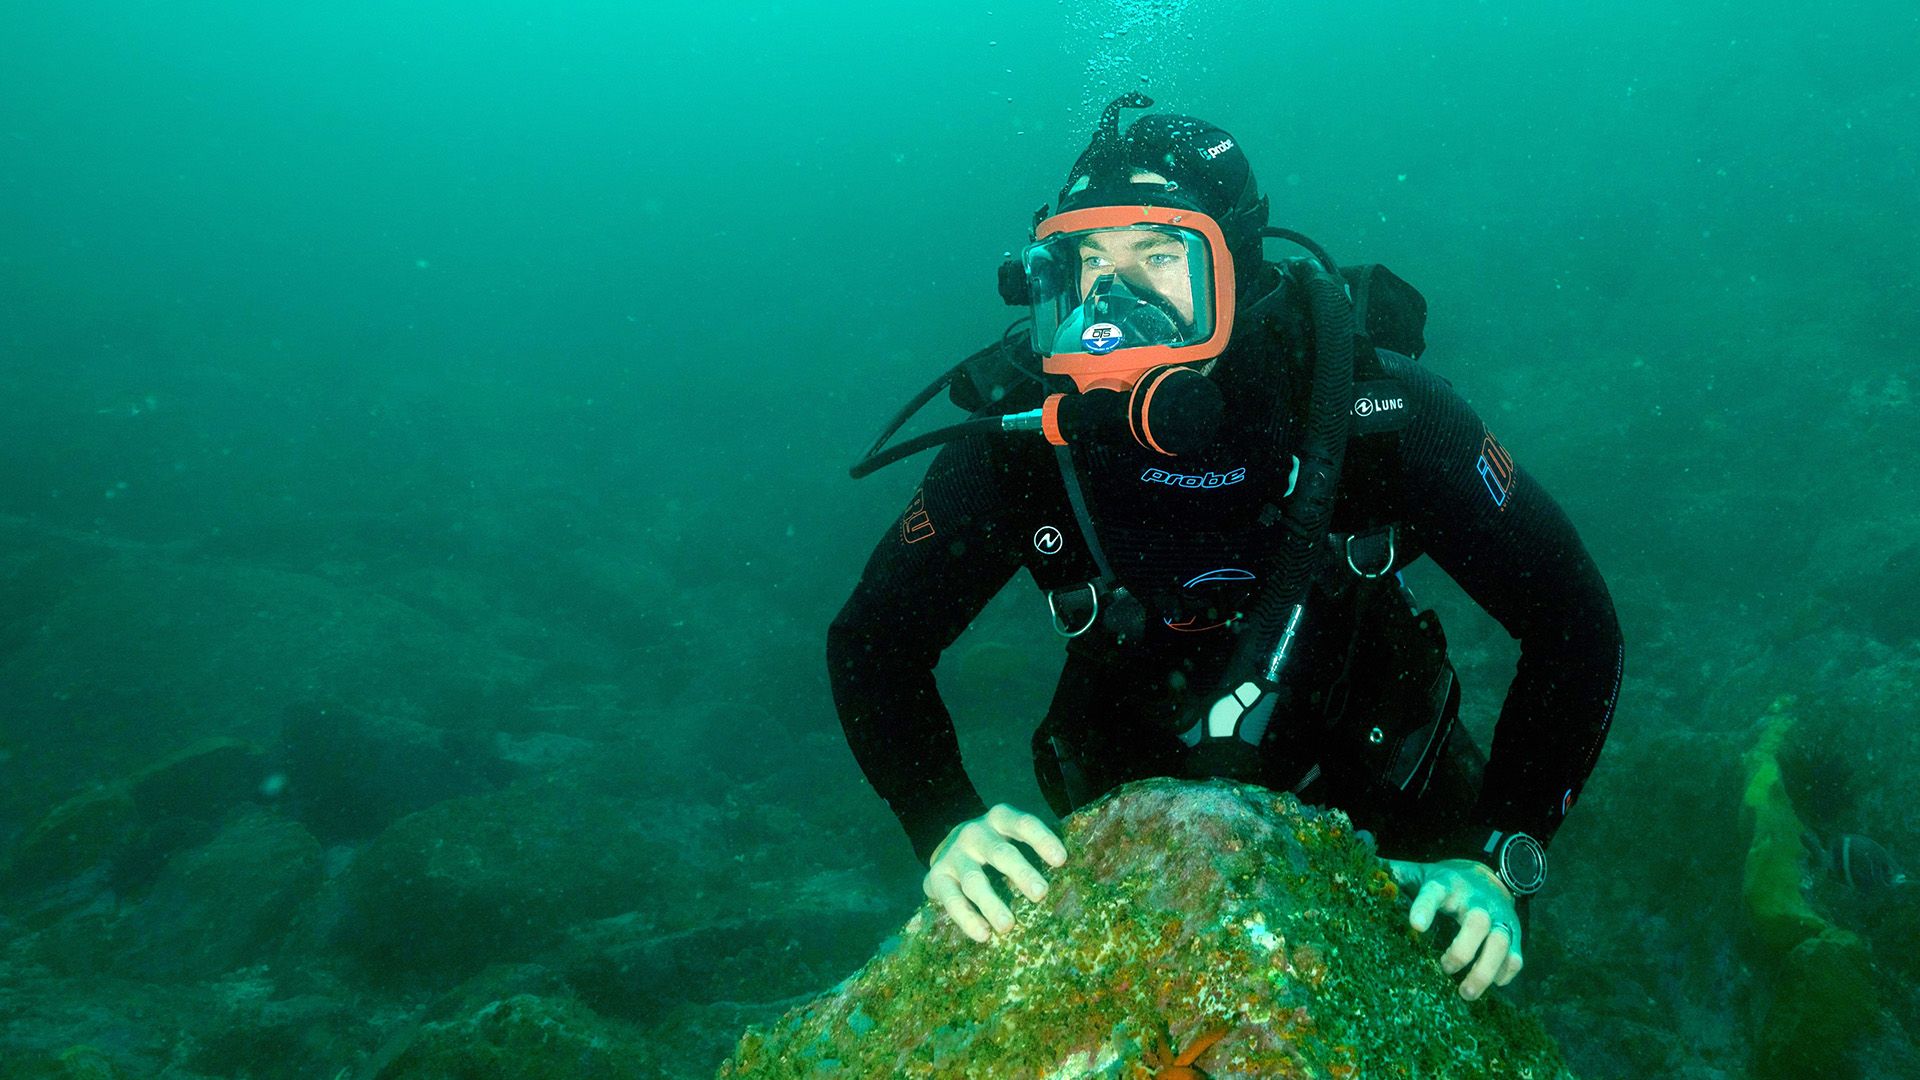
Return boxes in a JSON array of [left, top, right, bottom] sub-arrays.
[[1386, 857, 1523, 1000], [923, 804, 1067, 944]]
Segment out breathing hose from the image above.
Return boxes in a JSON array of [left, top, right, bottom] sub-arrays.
[[849, 416, 1005, 480], [1179, 265, 1357, 773], [1244, 267, 1357, 656]]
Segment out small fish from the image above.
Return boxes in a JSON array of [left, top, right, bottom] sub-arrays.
[[1836, 834, 1909, 891], [1806, 831, 1911, 892]]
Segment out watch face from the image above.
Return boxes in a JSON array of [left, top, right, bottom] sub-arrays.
[[1500, 833, 1547, 895]]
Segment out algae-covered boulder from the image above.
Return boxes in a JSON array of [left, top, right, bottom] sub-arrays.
[[0, 785, 137, 899], [371, 993, 663, 1079], [0, 1045, 121, 1080], [110, 809, 323, 981], [334, 767, 704, 981], [279, 702, 508, 842], [124, 736, 269, 823], [0, 738, 272, 930], [723, 779, 1572, 1079]]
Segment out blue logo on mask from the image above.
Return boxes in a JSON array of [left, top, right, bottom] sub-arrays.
[[1082, 322, 1122, 355]]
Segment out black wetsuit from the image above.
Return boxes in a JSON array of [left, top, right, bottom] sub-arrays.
[[829, 324, 1624, 866]]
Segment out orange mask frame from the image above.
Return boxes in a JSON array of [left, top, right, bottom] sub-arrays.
[[1031, 204, 1237, 392]]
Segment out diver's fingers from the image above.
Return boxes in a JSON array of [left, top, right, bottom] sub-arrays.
[[992, 805, 1068, 867], [1460, 922, 1513, 1000], [1441, 906, 1492, 975], [1495, 945, 1526, 987], [1408, 879, 1448, 933], [957, 866, 1015, 935], [978, 837, 1049, 903], [924, 870, 991, 943]]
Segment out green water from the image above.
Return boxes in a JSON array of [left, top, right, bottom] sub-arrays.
[[1, 2, 1916, 1077]]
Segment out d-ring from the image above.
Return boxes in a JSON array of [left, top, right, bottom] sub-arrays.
[[1048, 583, 1100, 638], [1345, 526, 1396, 579]]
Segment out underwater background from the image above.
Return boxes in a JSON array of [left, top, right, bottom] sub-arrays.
[[1, 1, 1916, 1076]]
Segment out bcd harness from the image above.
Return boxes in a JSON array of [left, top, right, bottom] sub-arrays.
[[1040, 343, 1454, 803], [853, 250, 1456, 800]]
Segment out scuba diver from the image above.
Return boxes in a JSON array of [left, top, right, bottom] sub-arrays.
[[828, 94, 1624, 1001]]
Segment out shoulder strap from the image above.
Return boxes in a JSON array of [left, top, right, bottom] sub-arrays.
[[1047, 445, 1157, 643], [1053, 445, 1116, 585]]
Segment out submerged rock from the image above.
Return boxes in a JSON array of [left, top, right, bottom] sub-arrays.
[[110, 809, 322, 981], [279, 702, 508, 843], [124, 736, 268, 823], [0, 785, 136, 900], [333, 767, 699, 982], [0, 1044, 122, 1080], [722, 779, 1572, 1079], [371, 993, 662, 1079], [1, 738, 275, 931]]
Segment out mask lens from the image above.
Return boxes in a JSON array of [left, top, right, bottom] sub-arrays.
[[1023, 242, 1068, 306], [1025, 225, 1214, 358]]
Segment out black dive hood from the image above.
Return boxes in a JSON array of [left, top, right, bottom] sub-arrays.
[[849, 93, 1361, 481], [1061, 93, 1272, 294], [999, 92, 1272, 309]]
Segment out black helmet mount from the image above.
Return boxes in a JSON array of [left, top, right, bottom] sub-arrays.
[[1056, 91, 1158, 200], [1052, 93, 1272, 293]]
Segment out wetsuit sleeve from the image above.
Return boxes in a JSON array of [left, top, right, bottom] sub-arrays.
[[827, 438, 1028, 862], [1392, 366, 1625, 850]]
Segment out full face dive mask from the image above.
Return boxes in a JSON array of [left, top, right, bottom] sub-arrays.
[[1019, 202, 1236, 393]]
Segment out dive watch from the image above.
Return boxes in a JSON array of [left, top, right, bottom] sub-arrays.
[[1474, 830, 1547, 897]]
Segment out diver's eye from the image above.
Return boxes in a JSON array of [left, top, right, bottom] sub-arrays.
[[1082, 255, 1112, 270], [1146, 253, 1181, 268]]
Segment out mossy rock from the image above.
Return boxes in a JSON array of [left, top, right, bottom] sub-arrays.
[[373, 993, 661, 1079], [1753, 927, 1878, 1080], [0, 1045, 121, 1080], [721, 778, 1573, 1079], [334, 773, 688, 981], [0, 785, 136, 896], [110, 809, 323, 980], [2, 736, 268, 913], [125, 736, 267, 823]]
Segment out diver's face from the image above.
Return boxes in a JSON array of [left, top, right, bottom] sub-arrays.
[[1075, 229, 1196, 325]]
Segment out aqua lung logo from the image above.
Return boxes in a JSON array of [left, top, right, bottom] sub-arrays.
[[1353, 396, 1406, 417], [1141, 466, 1247, 489], [1201, 138, 1236, 160]]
